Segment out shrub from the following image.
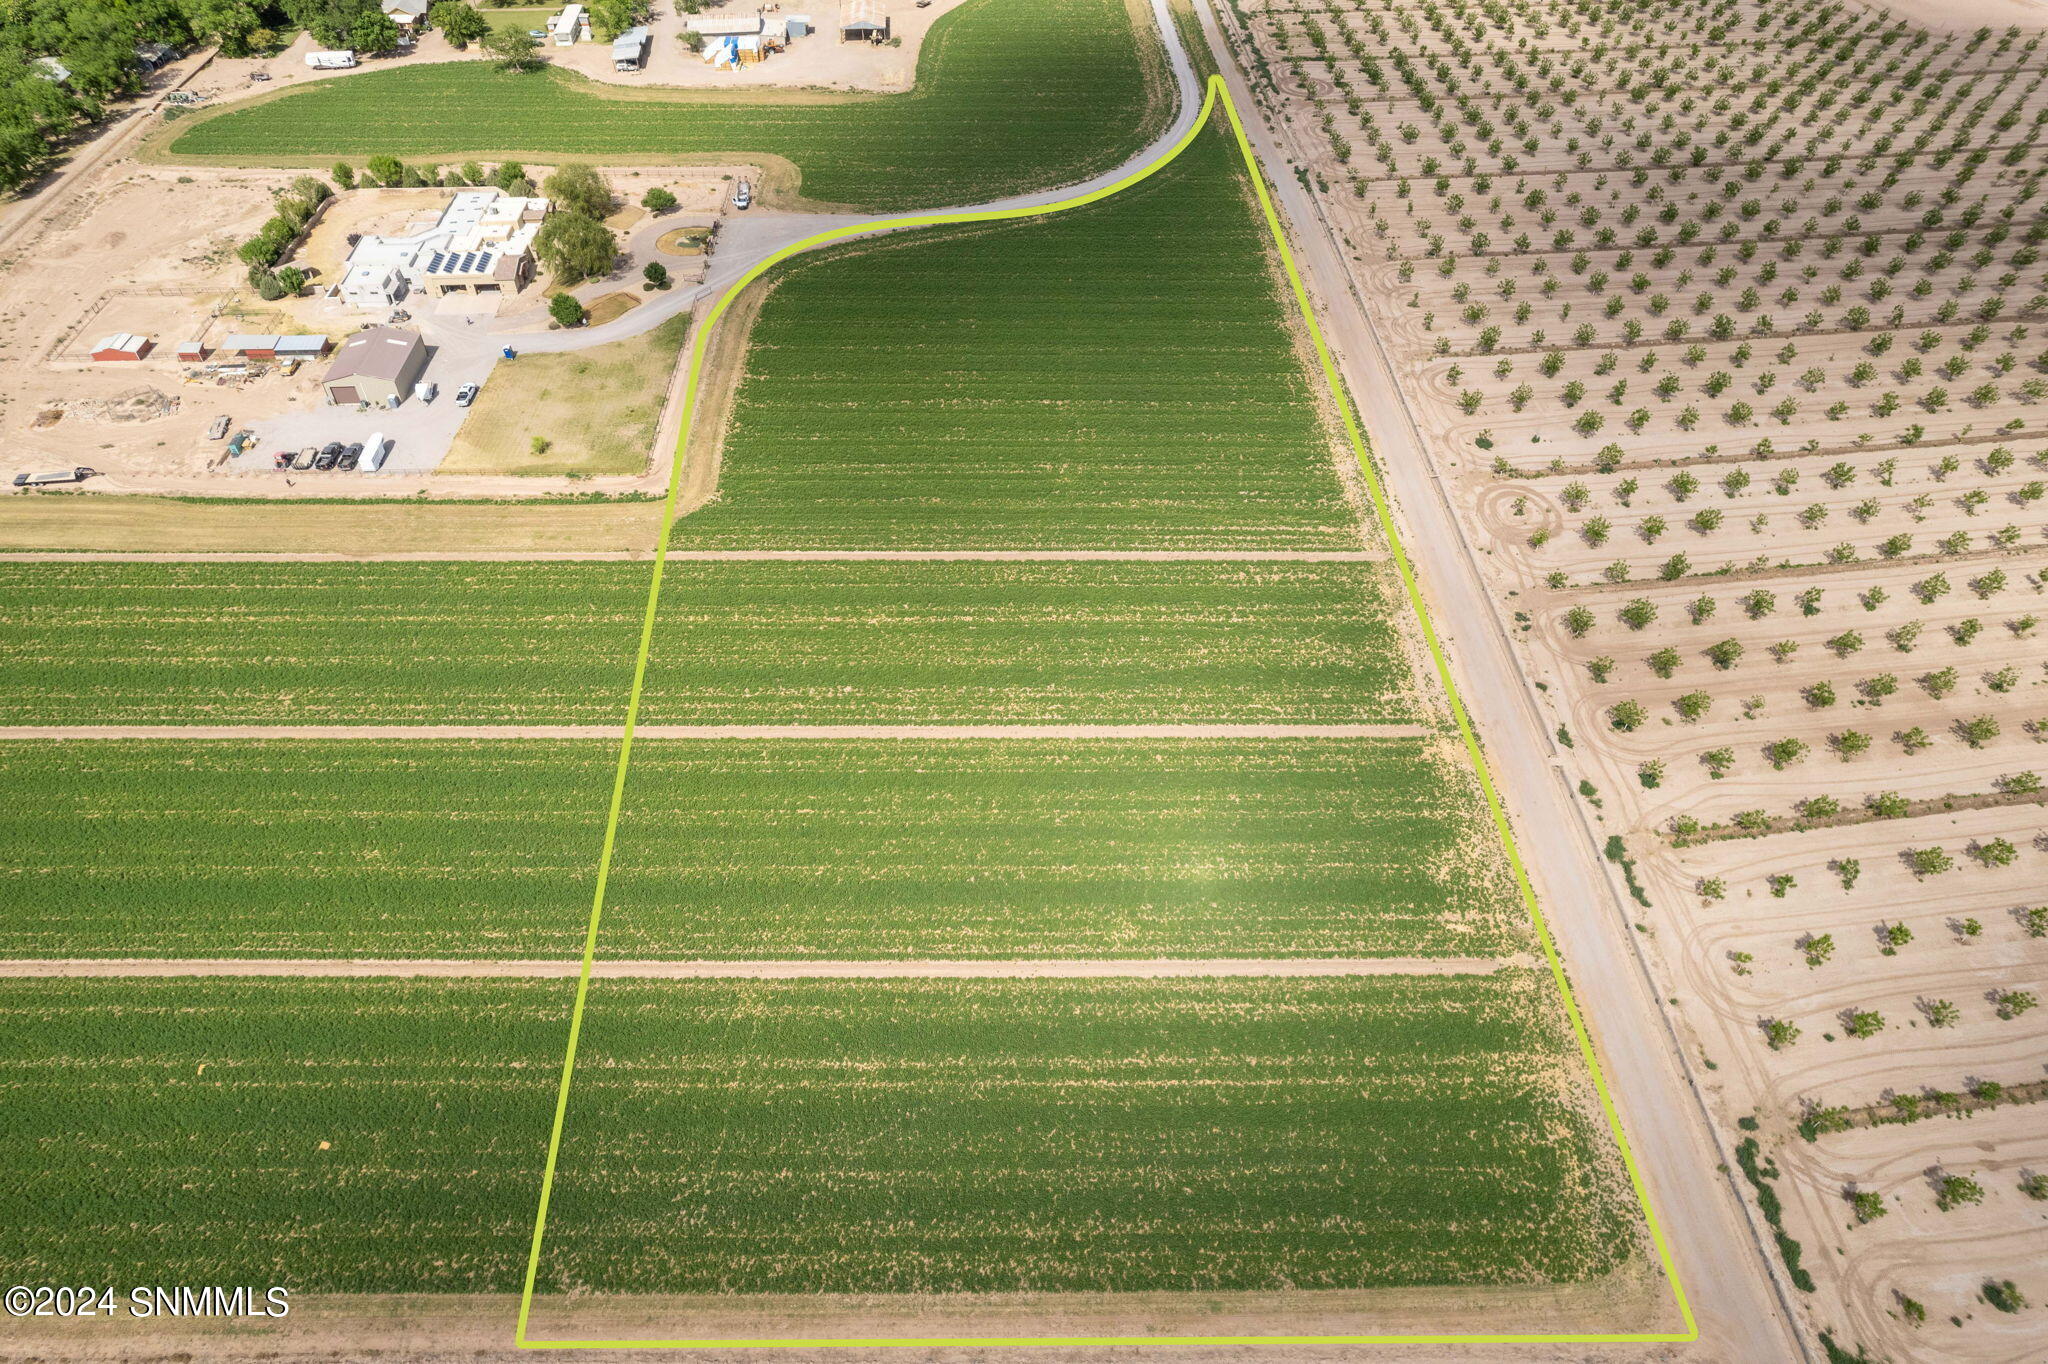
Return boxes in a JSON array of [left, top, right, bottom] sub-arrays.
[[548, 292, 587, 328]]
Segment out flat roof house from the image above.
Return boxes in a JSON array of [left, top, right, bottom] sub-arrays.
[[322, 326, 428, 407], [336, 189, 550, 307]]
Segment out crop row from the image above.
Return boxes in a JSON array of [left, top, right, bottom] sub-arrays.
[[0, 974, 1634, 1293], [166, 0, 1161, 212], [0, 559, 1415, 725], [0, 738, 1525, 960]]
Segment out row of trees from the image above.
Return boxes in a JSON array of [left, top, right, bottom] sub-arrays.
[[0, 0, 507, 193], [1759, 989, 2037, 1051]]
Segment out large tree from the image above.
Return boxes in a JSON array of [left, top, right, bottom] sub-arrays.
[[350, 9, 402, 52], [542, 163, 612, 220], [534, 211, 615, 286], [482, 27, 542, 71], [427, 0, 488, 46]]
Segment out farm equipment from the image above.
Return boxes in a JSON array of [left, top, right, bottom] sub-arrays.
[[207, 414, 231, 440], [11, 467, 97, 487], [225, 429, 256, 457]]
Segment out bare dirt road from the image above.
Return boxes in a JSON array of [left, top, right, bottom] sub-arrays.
[[0, 956, 1521, 979], [0, 723, 1435, 740], [0, 548, 1389, 562], [1193, 3, 1805, 1359]]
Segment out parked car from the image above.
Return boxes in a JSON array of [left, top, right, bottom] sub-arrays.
[[291, 446, 318, 471], [250, 71, 271, 81], [339, 442, 363, 471], [315, 442, 343, 470], [419, 381, 438, 404], [731, 179, 753, 210], [455, 382, 480, 407], [361, 432, 389, 472]]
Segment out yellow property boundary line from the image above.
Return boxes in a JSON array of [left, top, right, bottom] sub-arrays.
[[513, 77, 1699, 1350]]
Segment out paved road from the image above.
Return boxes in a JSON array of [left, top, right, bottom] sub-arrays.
[[1189, 3, 1807, 1359]]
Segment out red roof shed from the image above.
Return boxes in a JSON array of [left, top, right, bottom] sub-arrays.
[[89, 332, 151, 361]]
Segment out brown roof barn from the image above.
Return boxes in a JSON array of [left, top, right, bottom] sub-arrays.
[[322, 326, 428, 407]]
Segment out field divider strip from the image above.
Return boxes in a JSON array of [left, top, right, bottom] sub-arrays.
[[0, 549, 1389, 563], [0, 723, 1433, 741], [0, 957, 1523, 979]]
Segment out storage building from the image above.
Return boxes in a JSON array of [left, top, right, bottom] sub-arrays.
[[175, 340, 209, 361], [612, 25, 649, 70], [89, 333, 151, 361], [322, 326, 428, 407], [840, 0, 887, 42], [220, 333, 329, 360], [549, 4, 587, 44]]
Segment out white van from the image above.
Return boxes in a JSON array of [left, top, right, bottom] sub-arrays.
[[360, 433, 389, 472]]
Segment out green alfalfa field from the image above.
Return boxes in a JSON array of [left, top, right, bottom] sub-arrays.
[[0, 560, 1414, 724], [162, 0, 1167, 211], [670, 124, 1367, 549], [0, 738, 1526, 960], [0, 975, 1637, 1293]]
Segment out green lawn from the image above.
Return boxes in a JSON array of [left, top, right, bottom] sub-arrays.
[[675, 126, 1362, 549], [0, 738, 1527, 959], [0, 975, 1636, 1294], [0, 560, 1412, 725], [165, 0, 1165, 211]]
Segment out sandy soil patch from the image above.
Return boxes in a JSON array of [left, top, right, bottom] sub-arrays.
[[0, 169, 291, 480], [0, 495, 664, 553], [1870, 0, 2048, 29], [0, 1278, 1677, 1364]]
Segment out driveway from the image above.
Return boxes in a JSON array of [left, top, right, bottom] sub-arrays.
[[228, 321, 504, 478]]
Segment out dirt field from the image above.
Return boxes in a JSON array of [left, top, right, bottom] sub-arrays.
[[1224, 0, 2048, 1357], [0, 1281, 1677, 1364], [0, 494, 663, 552], [0, 168, 287, 478]]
